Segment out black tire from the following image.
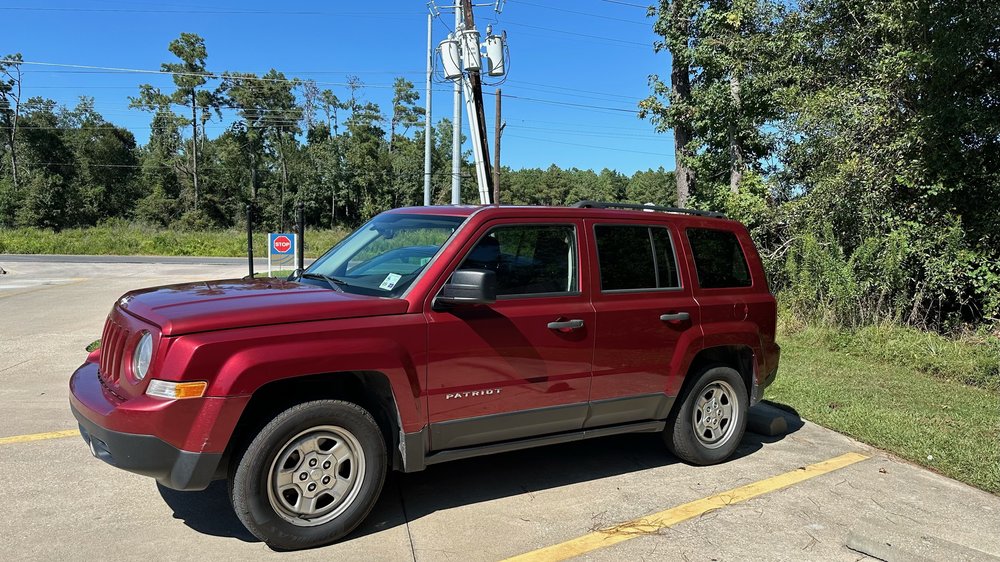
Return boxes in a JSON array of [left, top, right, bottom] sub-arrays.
[[664, 365, 748, 465], [229, 400, 387, 550]]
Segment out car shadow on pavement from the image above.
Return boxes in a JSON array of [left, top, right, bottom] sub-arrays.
[[157, 480, 259, 542], [156, 405, 804, 545]]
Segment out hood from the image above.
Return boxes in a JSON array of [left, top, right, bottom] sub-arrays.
[[118, 278, 408, 336]]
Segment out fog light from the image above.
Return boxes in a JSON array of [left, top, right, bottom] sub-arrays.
[[146, 380, 207, 400]]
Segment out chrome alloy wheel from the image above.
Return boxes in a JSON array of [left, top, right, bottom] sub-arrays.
[[692, 380, 739, 449], [267, 425, 366, 526]]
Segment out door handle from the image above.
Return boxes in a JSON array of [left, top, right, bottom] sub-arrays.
[[547, 319, 585, 330], [660, 312, 690, 322]]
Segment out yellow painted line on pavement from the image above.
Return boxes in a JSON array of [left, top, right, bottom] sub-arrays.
[[0, 429, 79, 445], [504, 451, 870, 562]]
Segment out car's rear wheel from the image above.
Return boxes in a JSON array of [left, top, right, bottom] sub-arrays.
[[229, 400, 386, 550], [664, 365, 748, 465]]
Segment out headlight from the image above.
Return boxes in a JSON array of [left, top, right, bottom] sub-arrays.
[[132, 331, 153, 381]]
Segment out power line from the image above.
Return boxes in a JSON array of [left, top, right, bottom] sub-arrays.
[[503, 20, 649, 47], [2, 60, 374, 88], [511, 124, 668, 141], [22, 69, 424, 77], [15, 84, 641, 118], [505, 134, 667, 156], [495, 84, 643, 104], [498, 93, 639, 114], [511, 117, 655, 132], [507, 0, 648, 25], [504, 79, 642, 101], [7, 61, 649, 109], [599, 0, 653, 9], [0, 6, 418, 16]]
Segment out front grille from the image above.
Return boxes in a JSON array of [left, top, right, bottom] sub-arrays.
[[98, 313, 131, 384], [96, 369, 127, 402]]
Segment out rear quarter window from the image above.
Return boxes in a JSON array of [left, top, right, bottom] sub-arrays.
[[686, 228, 752, 288]]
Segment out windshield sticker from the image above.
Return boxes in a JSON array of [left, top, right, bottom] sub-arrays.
[[379, 273, 402, 290]]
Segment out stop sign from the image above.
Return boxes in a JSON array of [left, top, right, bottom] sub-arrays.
[[273, 235, 292, 253]]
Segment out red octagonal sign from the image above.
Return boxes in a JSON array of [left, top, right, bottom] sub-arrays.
[[273, 235, 292, 253]]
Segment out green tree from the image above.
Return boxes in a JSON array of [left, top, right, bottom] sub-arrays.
[[61, 97, 139, 223], [164, 33, 218, 208], [16, 97, 78, 228], [641, 0, 698, 206], [342, 100, 388, 221], [626, 167, 675, 205], [643, 0, 785, 205], [220, 70, 301, 228], [137, 33, 220, 211], [0, 53, 23, 191], [389, 77, 424, 153]]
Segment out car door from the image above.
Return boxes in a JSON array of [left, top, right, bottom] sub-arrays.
[[424, 218, 595, 451], [585, 220, 701, 427]]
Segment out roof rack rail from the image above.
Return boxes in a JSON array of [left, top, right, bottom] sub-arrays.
[[570, 200, 726, 218]]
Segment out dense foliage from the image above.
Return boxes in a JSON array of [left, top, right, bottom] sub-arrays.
[[2, 0, 998, 331], [642, 0, 1000, 330]]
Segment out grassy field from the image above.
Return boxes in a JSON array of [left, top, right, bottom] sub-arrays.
[[0, 223, 351, 258], [769, 319, 1000, 494]]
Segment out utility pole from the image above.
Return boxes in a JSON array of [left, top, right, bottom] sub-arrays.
[[451, 7, 463, 205], [461, 0, 494, 204], [433, 1, 507, 205], [424, 13, 433, 206], [493, 89, 502, 206]]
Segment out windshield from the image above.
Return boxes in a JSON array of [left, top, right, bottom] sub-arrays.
[[300, 213, 466, 296]]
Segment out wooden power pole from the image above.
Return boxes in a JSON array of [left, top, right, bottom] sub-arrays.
[[461, 0, 494, 202], [493, 89, 502, 206]]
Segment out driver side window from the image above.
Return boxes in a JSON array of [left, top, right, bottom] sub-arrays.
[[459, 224, 578, 297]]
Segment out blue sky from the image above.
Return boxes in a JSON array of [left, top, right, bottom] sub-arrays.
[[4, 0, 675, 174]]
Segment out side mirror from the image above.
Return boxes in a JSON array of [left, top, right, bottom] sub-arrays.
[[434, 269, 497, 309]]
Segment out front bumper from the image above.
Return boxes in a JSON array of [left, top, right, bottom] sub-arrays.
[[68, 360, 248, 491], [72, 403, 222, 491]]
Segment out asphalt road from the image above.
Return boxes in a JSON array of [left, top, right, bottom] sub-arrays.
[[1, 253, 259, 265], [1, 258, 999, 561], [0, 253, 317, 266]]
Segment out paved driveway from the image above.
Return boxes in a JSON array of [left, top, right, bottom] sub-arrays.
[[1, 258, 998, 561]]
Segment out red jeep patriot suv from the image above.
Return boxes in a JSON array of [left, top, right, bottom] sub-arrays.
[[69, 201, 779, 549]]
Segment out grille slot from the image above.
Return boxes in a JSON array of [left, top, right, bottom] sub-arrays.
[[96, 369, 127, 402], [99, 315, 130, 384]]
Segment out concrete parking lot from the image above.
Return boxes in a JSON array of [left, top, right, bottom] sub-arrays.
[[2, 257, 998, 561]]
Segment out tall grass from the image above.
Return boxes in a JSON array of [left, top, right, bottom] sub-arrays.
[[770, 321, 1000, 494], [780, 312, 1000, 392], [0, 222, 350, 259]]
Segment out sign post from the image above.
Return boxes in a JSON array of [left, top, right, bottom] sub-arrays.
[[268, 232, 297, 277]]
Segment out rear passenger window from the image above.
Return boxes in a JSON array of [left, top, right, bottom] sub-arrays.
[[687, 228, 752, 288], [595, 225, 679, 291]]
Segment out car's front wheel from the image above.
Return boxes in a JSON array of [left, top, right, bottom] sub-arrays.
[[229, 400, 386, 550], [664, 365, 748, 465]]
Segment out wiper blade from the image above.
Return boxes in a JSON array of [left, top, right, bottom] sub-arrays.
[[301, 273, 347, 293]]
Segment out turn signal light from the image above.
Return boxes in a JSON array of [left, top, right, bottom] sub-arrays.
[[146, 380, 208, 400]]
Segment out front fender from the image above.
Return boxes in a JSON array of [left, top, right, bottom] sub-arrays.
[[159, 314, 428, 432]]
